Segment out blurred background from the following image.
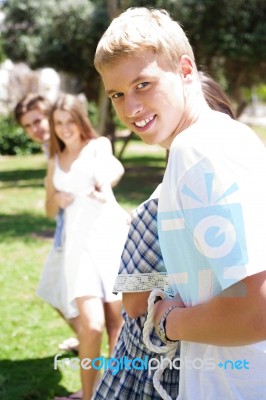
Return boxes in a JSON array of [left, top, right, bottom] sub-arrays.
[[0, 0, 266, 156], [0, 1, 266, 399]]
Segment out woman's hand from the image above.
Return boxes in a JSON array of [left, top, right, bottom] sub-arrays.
[[88, 183, 109, 203], [55, 191, 74, 209], [153, 294, 185, 341]]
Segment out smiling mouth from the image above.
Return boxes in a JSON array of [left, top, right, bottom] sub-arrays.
[[36, 132, 45, 139], [134, 116, 154, 128], [61, 132, 72, 139]]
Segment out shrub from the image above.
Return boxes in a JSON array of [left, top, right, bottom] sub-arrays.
[[0, 114, 42, 155], [257, 85, 266, 102]]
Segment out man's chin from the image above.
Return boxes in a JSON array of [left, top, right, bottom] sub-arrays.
[[39, 134, 50, 144]]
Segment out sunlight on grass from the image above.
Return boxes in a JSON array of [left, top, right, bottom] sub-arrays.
[[2, 126, 264, 398], [253, 125, 266, 141], [0, 144, 165, 399]]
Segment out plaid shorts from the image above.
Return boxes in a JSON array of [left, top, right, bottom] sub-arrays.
[[92, 312, 180, 399]]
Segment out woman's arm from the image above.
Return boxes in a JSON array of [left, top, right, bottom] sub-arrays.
[[45, 159, 58, 218], [123, 292, 151, 319], [123, 290, 183, 319], [45, 159, 74, 218], [94, 137, 124, 188]]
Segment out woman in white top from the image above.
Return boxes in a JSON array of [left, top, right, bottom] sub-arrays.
[[38, 93, 129, 399]]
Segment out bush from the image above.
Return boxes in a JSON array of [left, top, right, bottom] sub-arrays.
[[257, 85, 266, 102], [0, 114, 42, 155]]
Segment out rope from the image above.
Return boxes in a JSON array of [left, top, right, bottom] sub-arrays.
[[143, 289, 179, 400]]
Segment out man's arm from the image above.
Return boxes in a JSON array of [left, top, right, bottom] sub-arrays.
[[154, 270, 266, 346]]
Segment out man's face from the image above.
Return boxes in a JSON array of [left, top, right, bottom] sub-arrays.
[[100, 50, 187, 149], [20, 109, 50, 144]]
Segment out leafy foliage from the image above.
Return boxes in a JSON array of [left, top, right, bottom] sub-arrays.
[[111, 0, 266, 113], [0, 101, 101, 156], [1, 0, 266, 113], [0, 115, 42, 155], [161, 0, 266, 113], [257, 85, 266, 102], [1, 0, 109, 98]]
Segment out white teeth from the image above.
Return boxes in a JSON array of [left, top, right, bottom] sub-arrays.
[[135, 116, 153, 128]]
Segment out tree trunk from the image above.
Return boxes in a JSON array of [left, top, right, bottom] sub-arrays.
[[97, 0, 121, 151]]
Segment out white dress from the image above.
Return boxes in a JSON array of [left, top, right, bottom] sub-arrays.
[[37, 137, 129, 319]]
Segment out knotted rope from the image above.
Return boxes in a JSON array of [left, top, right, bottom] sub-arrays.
[[143, 289, 179, 400]]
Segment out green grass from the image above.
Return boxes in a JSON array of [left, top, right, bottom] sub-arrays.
[[0, 144, 166, 400], [1, 124, 265, 399], [252, 125, 266, 142]]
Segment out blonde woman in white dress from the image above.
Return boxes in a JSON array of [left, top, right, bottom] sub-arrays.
[[38, 93, 129, 400]]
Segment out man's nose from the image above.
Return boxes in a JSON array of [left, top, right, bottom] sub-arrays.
[[32, 123, 41, 133], [124, 95, 143, 118]]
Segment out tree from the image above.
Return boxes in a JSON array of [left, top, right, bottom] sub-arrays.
[[2, 0, 266, 119], [114, 0, 266, 115], [167, 0, 266, 115], [1, 0, 109, 100]]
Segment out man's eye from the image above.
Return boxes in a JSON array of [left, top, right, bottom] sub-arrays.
[[137, 82, 149, 89], [112, 93, 123, 99]]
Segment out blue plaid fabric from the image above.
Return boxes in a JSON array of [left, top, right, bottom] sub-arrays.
[[119, 198, 166, 274], [92, 198, 180, 399], [113, 198, 174, 295]]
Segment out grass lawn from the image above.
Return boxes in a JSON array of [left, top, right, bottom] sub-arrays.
[[0, 140, 166, 400], [0, 124, 265, 399], [252, 125, 266, 143]]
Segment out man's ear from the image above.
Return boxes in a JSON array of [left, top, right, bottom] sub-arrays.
[[179, 55, 193, 79]]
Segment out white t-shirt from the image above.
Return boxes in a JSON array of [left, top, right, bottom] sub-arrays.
[[158, 110, 266, 399]]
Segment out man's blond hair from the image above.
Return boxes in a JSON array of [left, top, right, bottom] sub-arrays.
[[94, 7, 195, 72]]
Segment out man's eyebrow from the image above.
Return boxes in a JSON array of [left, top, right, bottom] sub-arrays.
[[106, 89, 117, 96], [106, 74, 151, 96]]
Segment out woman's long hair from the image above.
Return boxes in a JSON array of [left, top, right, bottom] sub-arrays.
[[49, 93, 98, 158], [199, 71, 236, 119]]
